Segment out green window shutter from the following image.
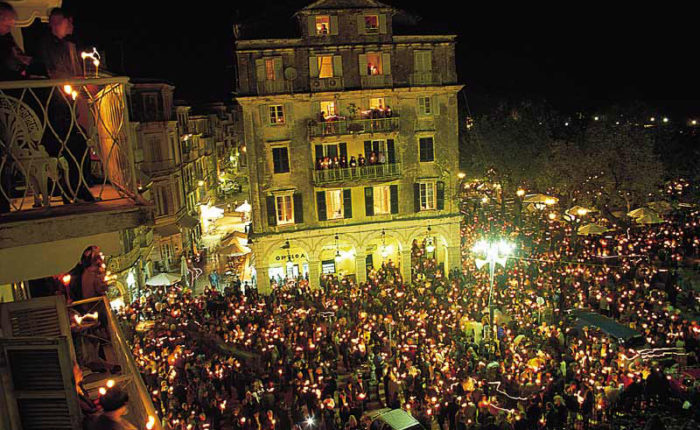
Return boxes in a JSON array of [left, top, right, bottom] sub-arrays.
[[330, 16, 339, 35], [364, 140, 371, 157], [266, 196, 277, 226], [274, 57, 283, 81], [316, 191, 327, 221], [260, 105, 270, 125], [414, 183, 420, 212], [343, 188, 352, 219], [308, 16, 316, 36], [315, 145, 323, 162], [284, 103, 293, 125], [333, 55, 343, 77], [386, 139, 396, 164], [390, 185, 399, 214], [311, 101, 321, 119], [382, 53, 391, 75], [433, 95, 440, 116], [309, 56, 319, 78], [357, 15, 365, 35], [364, 187, 374, 216], [358, 54, 368, 75], [339, 142, 347, 160], [436, 181, 445, 210], [293, 192, 303, 224], [379, 14, 387, 34], [255, 58, 265, 82]]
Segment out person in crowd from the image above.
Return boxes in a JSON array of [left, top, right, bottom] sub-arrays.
[[88, 386, 137, 430]]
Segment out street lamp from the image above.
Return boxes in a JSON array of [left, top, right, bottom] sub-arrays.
[[472, 239, 514, 339]]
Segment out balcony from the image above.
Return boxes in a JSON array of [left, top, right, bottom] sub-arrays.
[[310, 76, 345, 92], [361, 74, 393, 89], [313, 162, 401, 185], [409, 72, 443, 86], [107, 244, 141, 274], [0, 77, 152, 254], [256, 79, 291, 95], [308, 117, 399, 137], [0, 295, 161, 430], [140, 159, 177, 175]]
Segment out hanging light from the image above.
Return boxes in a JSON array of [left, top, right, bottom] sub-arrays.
[[425, 225, 435, 253], [380, 229, 390, 258]]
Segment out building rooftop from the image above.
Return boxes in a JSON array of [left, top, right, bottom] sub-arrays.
[[301, 0, 394, 11]]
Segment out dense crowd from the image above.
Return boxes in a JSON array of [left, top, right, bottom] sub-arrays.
[[120, 204, 700, 430]]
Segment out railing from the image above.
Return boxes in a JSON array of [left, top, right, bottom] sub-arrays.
[[313, 162, 401, 184], [0, 77, 138, 213], [409, 72, 443, 86], [69, 297, 161, 430], [107, 244, 141, 274], [256, 79, 291, 95], [361, 74, 393, 89], [308, 117, 399, 137], [140, 159, 176, 174], [310, 76, 345, 92]]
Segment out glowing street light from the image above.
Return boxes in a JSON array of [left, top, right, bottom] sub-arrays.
[[516, 189, 526, 197], [472, 239, 514, 339], [457, 172, 466, 179]]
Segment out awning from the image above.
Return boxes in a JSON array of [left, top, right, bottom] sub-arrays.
[[177, 215, 200, 230], [154, 223, 180, 238], [570, 309, 641, 342]]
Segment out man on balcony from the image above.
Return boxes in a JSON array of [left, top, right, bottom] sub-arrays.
[[37, 8, 82, 79]]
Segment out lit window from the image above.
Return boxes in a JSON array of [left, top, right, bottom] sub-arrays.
[[269, 105, 285, 125], [419, 182, 436, 210], [320, 101, 337, 117], [318, 56, 334, 78], [265, 58, 276, 81], [366, 53, 382, 75], [275, 194, 294, 225], [418, 96, 432, 115], [374, 185, 391, 214], [326, 189, 344, 219], [365, 15, 379, 32], [419, 137, 434, 162], [315, 16, 330, 35], [370, 97, 385, 110]]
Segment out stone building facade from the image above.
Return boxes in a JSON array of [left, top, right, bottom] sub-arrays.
[[235, 0, 463, 292]]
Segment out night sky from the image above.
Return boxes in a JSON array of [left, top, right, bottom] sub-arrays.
[[57, 1, 698, 117]]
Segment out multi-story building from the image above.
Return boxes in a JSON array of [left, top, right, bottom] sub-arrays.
[[130, 82, 198, 273], [235, 0, 463, 292]]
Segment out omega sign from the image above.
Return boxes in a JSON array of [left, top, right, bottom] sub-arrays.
[[276, 253, 307, 262]]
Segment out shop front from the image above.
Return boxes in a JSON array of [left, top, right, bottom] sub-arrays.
[[267, 245, 310, 282]]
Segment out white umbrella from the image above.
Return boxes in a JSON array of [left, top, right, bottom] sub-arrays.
[[145, 272, 181, 287], [235, 200, 252, 213], [636, 213, 664, 225], [578, 223, 608, 236], [627, 207, 658, 218]]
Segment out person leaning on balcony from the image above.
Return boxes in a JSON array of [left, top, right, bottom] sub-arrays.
[[80, 245, 109, 301], [349, 156, 357, 168], [88, 386, 138, 430], [0, 2, 31, 80], [358, 153, 365, 167], [36, 7, 82, 78]]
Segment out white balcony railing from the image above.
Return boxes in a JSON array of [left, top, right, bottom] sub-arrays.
[[308, 117, 399, 137], [409, 72, 443, 86], [313, 162, 401, 184], [0, 77, 139, 214]]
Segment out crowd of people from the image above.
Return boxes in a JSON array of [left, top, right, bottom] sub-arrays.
[[118, 197, 700, 430], [316, 150, 390, 171]]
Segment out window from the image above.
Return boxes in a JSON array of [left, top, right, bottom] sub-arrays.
[[269, 105, 285, 125], [320, 101, 337, 117], [370, 97, 385, 110], [275, 194, 294, 225], [326, 189, 344, 220], [271, 146, 290, 174], [366, 53, 382, 75], [419, 137, 434, 162], [365, 15, 379, 33], [265, 58, 276, 81], [414, 50, 432, 73], [318, 56, 334, 78], [374, 185, 391, 214], [315, 15, 330, 35], [419, 181, 436, 210], [418, 97, 432, 115]]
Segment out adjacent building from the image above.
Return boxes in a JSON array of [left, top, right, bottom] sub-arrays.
[[234, 0, 463, 292]]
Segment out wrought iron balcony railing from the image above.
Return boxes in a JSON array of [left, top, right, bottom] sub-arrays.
[[313, 162, 401, 184], [0, 77, 139, 215], [308, 117, 399, 137], [409, 72, 443, 86], [310, 76, 345, 92], [360, 74, 393, 89]]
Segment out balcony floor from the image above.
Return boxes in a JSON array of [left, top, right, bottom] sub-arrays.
[[0, 184, 138, 225]]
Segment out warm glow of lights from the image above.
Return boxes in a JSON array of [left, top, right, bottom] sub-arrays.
[[106, 379, 115, 388], [548, 212, 557, 220], [544, 198, 556, 205], [576, 208, 589, 216], [146, 416, 155, 430], [516, 189, 525, 197], [61, 274, 71, 285], [98, 387, 106, 395], [198, 180, 205, 187], [63, 84, 72, 94], [457, 172, 466, 179]]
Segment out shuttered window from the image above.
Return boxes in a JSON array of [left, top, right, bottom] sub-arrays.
[[271, 147, 290, 174], [419, 137, 435, 162]]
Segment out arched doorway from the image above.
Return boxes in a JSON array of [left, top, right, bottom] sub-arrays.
[[363, 232, 402, 274], [409, 230, 450, 277], [317, 240, 357, 280]]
